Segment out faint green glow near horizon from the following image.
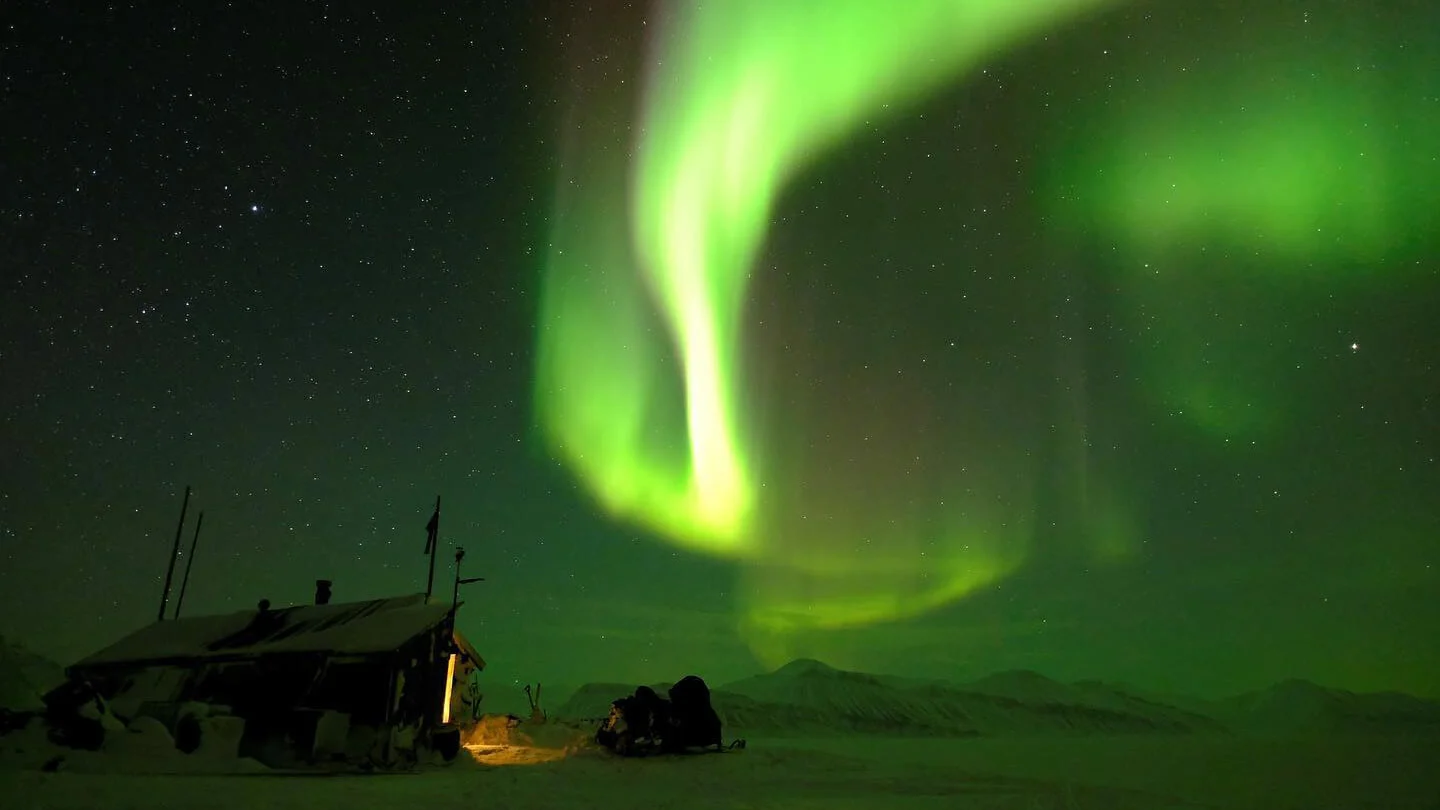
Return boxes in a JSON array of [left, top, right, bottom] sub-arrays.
[[1050, 67, 1436, 266], [1043, 18, 1438, 440]]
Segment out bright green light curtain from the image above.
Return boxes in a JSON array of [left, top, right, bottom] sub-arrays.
[[534, 0, 1432, 665], [536, 0, 1114, 665]]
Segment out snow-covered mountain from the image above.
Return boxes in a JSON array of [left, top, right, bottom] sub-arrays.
[[554, 682, 675, 720], [554, 660, 1440, 738], [721, 659, 1224, 736], [556, 659, 1222, 736], [1215, 679, 1440, 735]]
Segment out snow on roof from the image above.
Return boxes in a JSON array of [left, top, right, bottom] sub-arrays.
[[72, 594, 465, 670], [1, 634, 65, 710]]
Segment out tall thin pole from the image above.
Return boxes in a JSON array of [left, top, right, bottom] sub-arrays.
[[451, 546, 465, 610], [157, 485, 191, 622], [172, 510, 205, 620], [424, 496, 440, 600]]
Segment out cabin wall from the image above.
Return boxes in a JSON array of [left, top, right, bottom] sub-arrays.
[[450, 653, 483, 727], [63, 624, 485, 766], [72, 653, 404, 766], [71, 664, 192, 720], [303, 656, 393, 726], [386, 630, 480, 734]]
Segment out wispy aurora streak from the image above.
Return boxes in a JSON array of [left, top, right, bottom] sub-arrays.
[[1042, 6, 1439, 440], [1047, 31, 1437, 266], [537, 0, 1113, 663]]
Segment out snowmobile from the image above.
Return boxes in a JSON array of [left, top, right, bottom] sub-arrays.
[[595, 675, 744, 757]]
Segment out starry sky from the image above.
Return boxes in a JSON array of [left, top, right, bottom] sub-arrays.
[[3, 0, 1438, 702]]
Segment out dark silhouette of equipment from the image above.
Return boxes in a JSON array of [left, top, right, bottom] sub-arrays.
[[668, 675, 723, 749], [595, 675, 740, 756], [451, 546, 484, 609]]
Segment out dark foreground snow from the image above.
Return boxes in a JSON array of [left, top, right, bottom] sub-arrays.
[[3, 732, 1438, 810]]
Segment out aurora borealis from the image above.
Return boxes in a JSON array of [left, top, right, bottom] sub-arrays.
[[3, 0, 1438, 701], [537, 0, 1440, 674], [538, 0, 1120, 661], [1046, 10, 1438, 268]]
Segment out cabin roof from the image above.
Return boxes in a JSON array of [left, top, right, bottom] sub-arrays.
[[72, 594, 473, 670]]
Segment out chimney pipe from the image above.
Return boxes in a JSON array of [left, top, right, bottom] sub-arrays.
[[315, 579, 333, 605]]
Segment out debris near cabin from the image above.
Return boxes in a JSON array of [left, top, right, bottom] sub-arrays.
[[595, 675, 745, 757], [525, 682, 546, 723], [37, 587, 486, 771]]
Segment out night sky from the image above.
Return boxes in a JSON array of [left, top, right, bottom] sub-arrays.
[[3, 0, 1438, 702]]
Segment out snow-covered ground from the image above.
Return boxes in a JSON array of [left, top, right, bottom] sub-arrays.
[[6, 643, 1439, 809], [3, 731, 1438, 809]]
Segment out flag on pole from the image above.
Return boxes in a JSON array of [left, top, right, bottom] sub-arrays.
[[424, 499, 440, 554]]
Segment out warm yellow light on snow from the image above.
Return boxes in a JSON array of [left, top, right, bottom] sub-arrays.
[[463, 743, 570, 766]]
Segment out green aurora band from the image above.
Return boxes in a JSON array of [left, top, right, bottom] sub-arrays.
[[536, 0, 1434, 666], [1042, 6, 1439, 440], [1047, 32, 1437, 267], [538, 0, 1115, 666]]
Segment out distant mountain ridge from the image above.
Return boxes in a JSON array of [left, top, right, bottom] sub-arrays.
[[1215, 678, 1440, 735], [554, 659, 1440, 738], [721, 659, 1226, 736]]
